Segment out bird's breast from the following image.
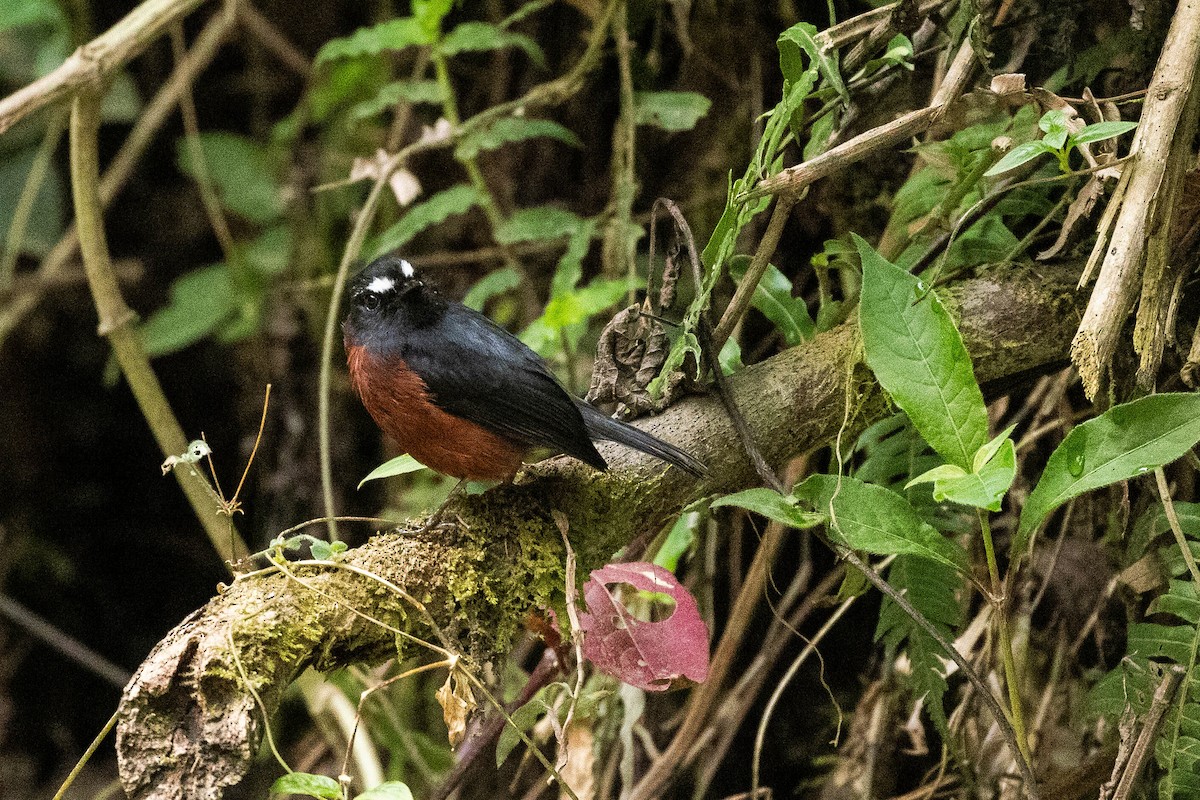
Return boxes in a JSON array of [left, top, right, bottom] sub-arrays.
[[345, 344, 524, 481]]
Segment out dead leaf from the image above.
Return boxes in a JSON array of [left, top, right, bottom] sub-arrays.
[[436, 664, 476, 748], [577, 562, 709, 691]]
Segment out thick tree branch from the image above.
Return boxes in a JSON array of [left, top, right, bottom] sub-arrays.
[[116, 262, 1084, 800]]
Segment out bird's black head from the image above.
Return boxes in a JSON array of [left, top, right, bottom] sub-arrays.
[[343, 256, 444, 350]]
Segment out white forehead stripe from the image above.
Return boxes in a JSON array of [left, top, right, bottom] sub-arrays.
[[399, 259, 415, 278], [366, 275, 395, 293]]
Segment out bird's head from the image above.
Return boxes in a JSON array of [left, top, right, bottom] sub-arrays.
[[343, 256, 443, 350]]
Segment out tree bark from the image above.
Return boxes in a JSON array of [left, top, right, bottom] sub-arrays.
[[115, 261, 1085, 800]]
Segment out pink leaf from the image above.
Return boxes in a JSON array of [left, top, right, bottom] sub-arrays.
[[577, 562, 709, 691]]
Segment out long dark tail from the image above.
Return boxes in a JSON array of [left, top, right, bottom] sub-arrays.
[[575, 401, 707, 477]]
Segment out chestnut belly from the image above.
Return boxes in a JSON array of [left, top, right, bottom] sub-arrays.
[[347, 345, 524, 481]]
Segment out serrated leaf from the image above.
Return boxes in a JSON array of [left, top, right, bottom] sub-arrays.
[[463, 267, 521, 310], [1015, 393, 1200, 556], [493, 206, 583, 245], [711, 488, 825, 529], [371, 185, 483, 257], [271, 772, 341, 799], [1149, 581, 1200, 623], [856, 235, 988, 471], [777, 22, 848, 103], [729, 257, 814, 345], [356, 782, 414, 800], [633, 91, 711, 132], [358, 454, 429, 489], [455, 117, 580, 160], [316, 18, 430, 64], [1071, 120, 1138, 145], [349, 80, 444, 120], [176, 132, 283, 223], [875, 555, 964, 735], [984, 140, 1054, 177], [1128, 622, 1197, 665], [140, 265, 236, 357], [795, 474, 970, 571], [439, 21, 545, 67]]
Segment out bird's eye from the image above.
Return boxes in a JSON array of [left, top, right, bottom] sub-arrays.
[[362, 291, 381, 311]]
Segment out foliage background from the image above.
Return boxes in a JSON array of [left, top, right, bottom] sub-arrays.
[[0, 0, 1191, 798]]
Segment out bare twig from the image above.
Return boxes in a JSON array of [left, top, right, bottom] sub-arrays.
[[0, 594, 130, 688], [1105, 665, 1186, 800], [235, 3, 309, 75]]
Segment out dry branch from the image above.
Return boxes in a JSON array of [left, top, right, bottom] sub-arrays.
[[116, 262, 1085, 800], [1071, 0, 1200, 398]]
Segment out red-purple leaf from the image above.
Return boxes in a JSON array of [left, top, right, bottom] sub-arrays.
[[577, 562, 709, 691]]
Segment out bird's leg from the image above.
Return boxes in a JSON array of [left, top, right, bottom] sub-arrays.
[[418, 477, 468, 533]]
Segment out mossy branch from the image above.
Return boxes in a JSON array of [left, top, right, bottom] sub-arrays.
[[115, 262, 1084, 800]]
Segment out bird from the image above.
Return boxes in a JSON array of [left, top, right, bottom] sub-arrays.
[[342, 255, 706, 491]]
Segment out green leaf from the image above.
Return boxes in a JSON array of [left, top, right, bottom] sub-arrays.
[[856, 235, 988, 470], [1149, 581, 1200, 624], [175, 133, 283, 224], [371, 185, 483, 257], [356, 782, 415, 800], [271, 772, 342, 799], [413, 0, 452, 37], [974, 425, 1017, 472], [0, 143, 66, 259], [777, 22, 848, 103], [633, 91, 712, 132], [984, 140, 1054, 177], [455, 117, 580, 160], [729, 257, 813, 345], [875, 554, 964, 735], [931, 438, 1016, 511], [1071, 120, 1139, 146], [463, 267, 521, 311], [654, 511, 699, 571], [315, 18, 430, 64], [794, 474, 970, 571], [439, 21, 545, 67], [711, 488, 825, 529], [1015, 393, 1200, 556], [906, 464, 969, 488], [245, 226, 291, 275], [0, 0, 64, 30], [493, 206, 584, 245], [140, 265, 236, 357], [496, 695, 548, 766], [1038, 109, 1071, 150], [358, 454, 430, 489], [349, 80, 445, 120]]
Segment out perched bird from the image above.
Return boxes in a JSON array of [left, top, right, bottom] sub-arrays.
[[342, 256, 706, 485]]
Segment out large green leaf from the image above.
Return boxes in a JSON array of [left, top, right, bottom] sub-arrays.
[[633, 91, 711, 132], [175, 133, 283, 224], [455, 117, 580, 160], [856, 235, 988, 470], [777, 22, 848, 103], [794, 474, 969, 571], [710, 488, 825, 529], [439, 21, 545, 67], [139, 265, 236, 357], [315, 18, 430, 64], [371, 185, 483, 257], [729, 257, 813, 345], [493, 206, 584, 245], [358, 454, 429, 489], [270, 772, 341, 799], [1014, 393, 1200, 556]]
